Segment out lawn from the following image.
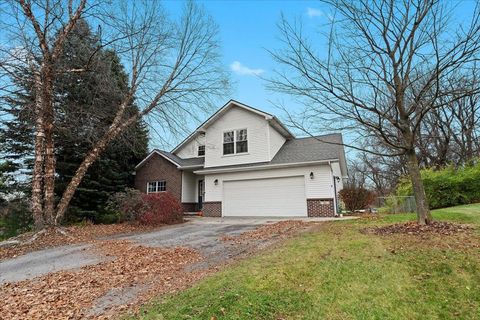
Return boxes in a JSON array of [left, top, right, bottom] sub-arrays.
[[133, 204, 480, 320]]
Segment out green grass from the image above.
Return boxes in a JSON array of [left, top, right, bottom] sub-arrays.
[[133, 204, 480, 320]]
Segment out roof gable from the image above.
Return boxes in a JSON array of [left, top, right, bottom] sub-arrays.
[[172, 100, 294, 154], [135, 149, 204, 170]]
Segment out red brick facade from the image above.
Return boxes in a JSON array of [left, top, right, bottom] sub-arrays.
[[135, 153, 182, 201], [202, 202, 222, 217], [307, 198, 335, 217], [182, 202, 197, 212]]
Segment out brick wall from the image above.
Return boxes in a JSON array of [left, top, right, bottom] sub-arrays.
[[202, 202, 222, 217], [307, 198, 335, 217], [135, 153, 182, 201], [182, 203, 197, 212]]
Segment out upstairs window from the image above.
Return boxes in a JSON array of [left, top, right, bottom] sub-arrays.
[[236, 129, 248, 153], [198, 145, 205, 156], [223, 131, 235, 155], [223, 129, 248, 155], [147, 180, 166, 193]]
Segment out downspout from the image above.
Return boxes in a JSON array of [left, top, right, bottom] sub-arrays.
[[329, 161, 338, 216]]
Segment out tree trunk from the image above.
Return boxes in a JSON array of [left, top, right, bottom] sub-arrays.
[[31, 72, 45, 230], [405, 149, 433, 225], [42, 74, 56, 225], [54, 99, 137, 224]]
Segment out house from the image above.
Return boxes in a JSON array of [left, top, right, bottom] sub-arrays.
[[134, 100, 348, 217]]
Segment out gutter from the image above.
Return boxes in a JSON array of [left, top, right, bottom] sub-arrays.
[[193, 159, 340, 174], [179, 165, 204, 170]]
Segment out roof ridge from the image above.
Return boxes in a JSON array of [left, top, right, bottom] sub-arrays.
[[293, 133, 342, 140]]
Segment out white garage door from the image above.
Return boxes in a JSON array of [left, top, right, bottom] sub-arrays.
[[223, 176, 307, 217]]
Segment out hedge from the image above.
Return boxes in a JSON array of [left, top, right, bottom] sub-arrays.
[[396, 162, 480, 209]]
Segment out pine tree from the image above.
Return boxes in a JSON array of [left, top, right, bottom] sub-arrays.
[[0, 19, 148, 223]]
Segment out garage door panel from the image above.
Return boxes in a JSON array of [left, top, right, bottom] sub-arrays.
[[223, 176, 307, 217]]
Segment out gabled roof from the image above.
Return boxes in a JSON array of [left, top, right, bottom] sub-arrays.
[[193, 133, 348, 177], [135, 149, 204, 170], [271, 134, 344, 165], [171, 100, 294, 154]]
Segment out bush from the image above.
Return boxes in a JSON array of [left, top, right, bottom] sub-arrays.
[[339, 186, 376, 212], [138, 192, 183, 225], [396, 162, 480, 209], [106, 188, 144, 222], [107, 189, 183, 225], [0, 199, 33, 239]]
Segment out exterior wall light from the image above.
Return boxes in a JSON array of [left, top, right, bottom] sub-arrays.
[[310, 172, 314, 179], [214, 179, 218, 185]]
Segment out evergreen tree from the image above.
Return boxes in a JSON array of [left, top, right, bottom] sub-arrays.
[[0, 19, 148, 223]]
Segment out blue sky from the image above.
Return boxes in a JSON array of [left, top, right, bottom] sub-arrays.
[[1, 0, 476, 153], [158, 0, 476, 151], [156, 0, 331, 148]]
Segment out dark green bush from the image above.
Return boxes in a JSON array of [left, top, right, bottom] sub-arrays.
[[397, 162, 480, 209], [0, 199, 33, 239]]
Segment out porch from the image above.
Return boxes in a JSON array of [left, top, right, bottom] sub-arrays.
[[181, 170, 205, 212]]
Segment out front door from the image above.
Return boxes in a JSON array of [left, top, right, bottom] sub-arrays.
[[198, 179, 205, 210]]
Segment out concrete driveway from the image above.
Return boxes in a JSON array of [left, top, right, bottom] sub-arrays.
[[0, 216, 349, 284]]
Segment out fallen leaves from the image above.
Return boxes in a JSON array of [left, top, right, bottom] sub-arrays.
[[0, 220, 318, 319], [0, 240, 206, 319], [0, 222, 163, 261], [362, 221, 472, 236], [220, 220, 317, 244]]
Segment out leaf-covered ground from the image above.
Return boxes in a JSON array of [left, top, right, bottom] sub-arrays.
[[0, 222, 163, 261], [0, 220, 315, 319], [134, 204, 480, 320]]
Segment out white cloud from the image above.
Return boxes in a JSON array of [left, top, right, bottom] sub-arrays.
[[230, 61, 264, 76], [306, 7, 323, 18]]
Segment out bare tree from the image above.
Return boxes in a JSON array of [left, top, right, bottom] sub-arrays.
[[360, 72, 480, 196], [0, 0, 229, 229], [269, 0, 480, 224]]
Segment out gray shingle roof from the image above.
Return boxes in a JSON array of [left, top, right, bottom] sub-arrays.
[[149, 133, 345, 171], [192, 133, 345, 171], [271, 133, 344, 164], [155, 149, 205, 167]]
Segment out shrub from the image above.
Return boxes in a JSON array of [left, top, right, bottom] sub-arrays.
[[0, 199, 33, 239], [396, 161, 480, 209], [339, 186, 376, 212], [106, 188, 144, 222], [138, 192, 183, 225], [107, 189, 183, 225]]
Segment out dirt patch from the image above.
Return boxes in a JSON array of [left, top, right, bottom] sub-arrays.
[[0, 222, 165, 261], [0, 240, 206, 320], [219, 220, 318, 243], [362, 221, 473, 236]]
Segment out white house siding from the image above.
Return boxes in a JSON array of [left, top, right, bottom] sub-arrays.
[[204, 107, 270, 168], [176, 134, 206, 159], [204, 164, 334, 203], [331, 161, 344, 191], [181, 171, 197, 202], [268, 124, 286, 160]]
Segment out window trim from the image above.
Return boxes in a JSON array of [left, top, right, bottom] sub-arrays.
[[146, 180, 166, 194], [223, 130, 235, 155], [222, 128, 248, 155], [198, 145, 205, 157], [235, 128, 248, 154]]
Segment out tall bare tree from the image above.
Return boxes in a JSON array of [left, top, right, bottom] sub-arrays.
[[0, 0, 228, 229], [269, 0, 480, 224]]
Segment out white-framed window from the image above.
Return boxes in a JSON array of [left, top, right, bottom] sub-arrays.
[[198, 145, 205, 156], [147, 180, 166, 193], [223, 131, 235, 155], [223, 129, 248, 155], [236, 129, 248, 153]]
